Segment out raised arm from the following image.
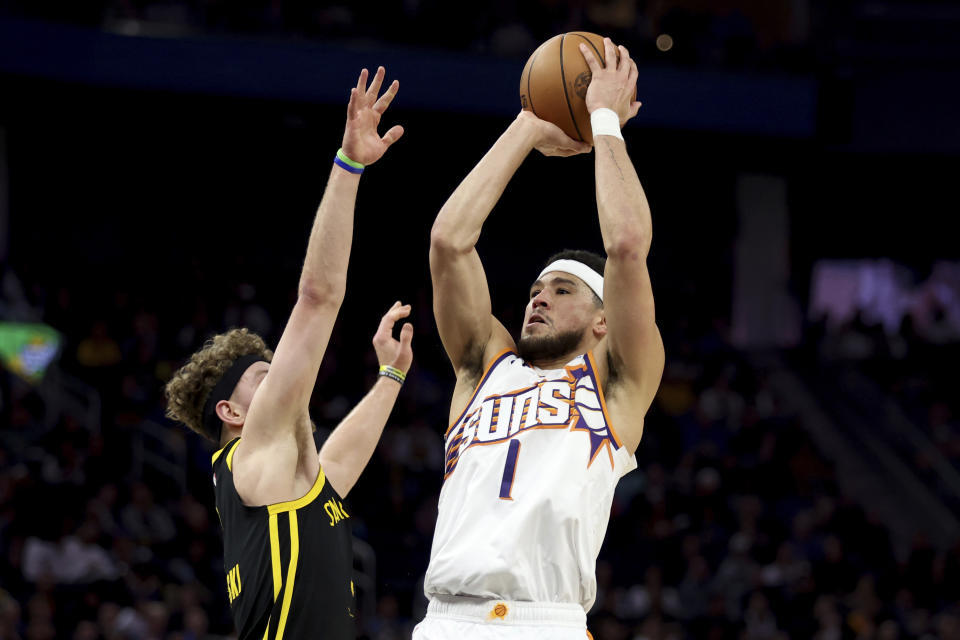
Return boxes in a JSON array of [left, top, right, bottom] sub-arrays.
[[580, 40, 665, 451], [318, 302, 413, 498], [241, 67, 403, 453], [430, 113, 590, 390]]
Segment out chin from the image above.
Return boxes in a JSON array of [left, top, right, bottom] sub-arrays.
[[521, 326, 549, 340], [517, 328, 585, 364]]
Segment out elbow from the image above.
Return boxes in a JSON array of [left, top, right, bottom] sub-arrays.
[[297, 276, 345, 309], [605, 228, 650, 263], [430, 219, 472, 257]]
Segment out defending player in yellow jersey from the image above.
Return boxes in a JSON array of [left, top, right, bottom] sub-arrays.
[[165, 67, 411, 639]]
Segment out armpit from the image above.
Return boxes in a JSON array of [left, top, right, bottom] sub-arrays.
[[458, 340, 488, 389], [603, 346, 626, 399]]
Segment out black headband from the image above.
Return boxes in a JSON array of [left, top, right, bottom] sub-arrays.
[[201, 354, 268, 441]]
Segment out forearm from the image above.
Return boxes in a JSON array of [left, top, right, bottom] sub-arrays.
[[318, 377, 401, 498], [299, 166, 361, 303], [430, 117, 537, 251], [594, 136, 652, 258]]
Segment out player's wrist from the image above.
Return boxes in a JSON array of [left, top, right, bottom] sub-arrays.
[[590, 108, 623, 142], [334, 148, 365, 174], [512, 112, 542, 140], [516, 113, 564, 153], [377, 364, 406, 385]]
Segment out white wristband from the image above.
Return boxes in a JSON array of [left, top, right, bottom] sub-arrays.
[[590, 108, 623, 141]]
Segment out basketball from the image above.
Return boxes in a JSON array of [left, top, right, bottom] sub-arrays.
[[519, 32, 634, 146]]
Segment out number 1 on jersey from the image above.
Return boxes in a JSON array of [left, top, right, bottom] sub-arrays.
[[499, 439, 521, 500]]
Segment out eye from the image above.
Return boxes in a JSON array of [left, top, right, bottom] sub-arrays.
[[557, 288, 569, 295], [530, 289, 541, 299]]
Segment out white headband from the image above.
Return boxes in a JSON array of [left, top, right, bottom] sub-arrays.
[[537, 259, 604, 301]]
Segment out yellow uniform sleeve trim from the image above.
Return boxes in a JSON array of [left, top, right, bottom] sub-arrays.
[[212, 437, 241, 468], [211, 443, 229, 466], [274, 510, 300, 639], [267, 465, 326, 515], [268, 512, 282, 600], [225, 439, 241, 472]]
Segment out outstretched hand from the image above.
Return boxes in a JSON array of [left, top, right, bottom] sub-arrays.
[[579, 38, 641, 127], [372, 301, 413, 375], [342, 67, 404, 166]]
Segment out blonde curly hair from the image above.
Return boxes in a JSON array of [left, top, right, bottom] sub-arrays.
[[165, 328, 273, 442]]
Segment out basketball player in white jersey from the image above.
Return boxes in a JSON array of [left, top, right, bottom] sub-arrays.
[[415, 38, 665, 638]]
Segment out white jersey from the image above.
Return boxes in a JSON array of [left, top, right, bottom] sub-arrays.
[[424, 350, 637, 612]]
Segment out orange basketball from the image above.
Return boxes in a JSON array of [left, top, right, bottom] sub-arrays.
[[519, 32, 634, 145]]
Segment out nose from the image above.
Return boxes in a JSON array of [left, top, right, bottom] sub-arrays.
[[532, 291, 550, 310]]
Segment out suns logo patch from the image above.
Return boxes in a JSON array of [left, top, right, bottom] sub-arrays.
[[444, 356, 620, 481]]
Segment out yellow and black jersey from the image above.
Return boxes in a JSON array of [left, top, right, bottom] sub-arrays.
[[212, 432, 355, 639]]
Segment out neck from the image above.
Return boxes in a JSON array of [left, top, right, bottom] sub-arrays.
[[218, 425, 242, 448], [530, 350, 581, 371], [530, 356, 573, 370]]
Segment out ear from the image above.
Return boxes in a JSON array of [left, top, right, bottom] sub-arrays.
[[592, 309, 607, 339], [215, 399, 244, 430]]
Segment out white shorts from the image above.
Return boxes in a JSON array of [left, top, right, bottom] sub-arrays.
[[413, 596, 590, 640]]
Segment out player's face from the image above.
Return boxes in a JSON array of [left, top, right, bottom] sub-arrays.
[[230, 360, 270, 414], [521, 272, 600, 342]]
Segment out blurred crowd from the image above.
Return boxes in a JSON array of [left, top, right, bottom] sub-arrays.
[[804, 259, 960, 515], [2, 0, 814, 70], [591, 348, 960, 640], [807, 311, 960, 520], [1, 256, 959, 640]]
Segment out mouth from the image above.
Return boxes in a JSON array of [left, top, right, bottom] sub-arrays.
[[527, 314, 548, 327]]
